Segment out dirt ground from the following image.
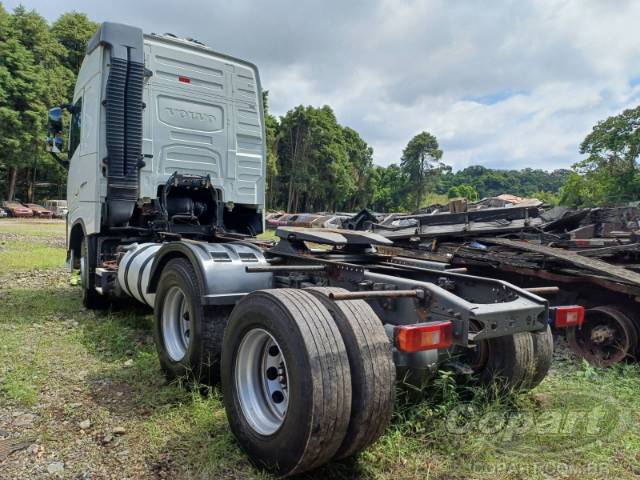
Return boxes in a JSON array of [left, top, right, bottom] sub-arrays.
[[1, 218, 640, 480]]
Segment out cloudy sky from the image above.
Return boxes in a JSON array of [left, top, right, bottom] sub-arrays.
[[8, 0, 640, 171]]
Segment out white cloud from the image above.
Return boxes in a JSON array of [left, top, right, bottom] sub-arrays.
[[8, 0, 640, 170]]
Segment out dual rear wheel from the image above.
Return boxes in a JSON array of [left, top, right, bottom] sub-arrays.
[[220, 288, 395, 476], [153, 262, 395, 476]]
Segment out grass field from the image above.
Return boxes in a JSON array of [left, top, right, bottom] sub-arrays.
[[1, 219, 640, 479]]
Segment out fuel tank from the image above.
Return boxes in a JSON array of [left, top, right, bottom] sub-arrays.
[[117, 241, 272, 307]]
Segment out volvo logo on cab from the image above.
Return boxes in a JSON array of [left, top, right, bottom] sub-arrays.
[[165, 107, 215, 123]]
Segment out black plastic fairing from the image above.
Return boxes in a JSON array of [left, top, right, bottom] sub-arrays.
[[89, 22, 144, 227]]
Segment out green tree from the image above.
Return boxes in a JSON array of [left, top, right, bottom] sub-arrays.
[[573, 105, 640, 204], [342, 126, 374, 210], [0, 6, 46, 200], [277, 106, 311, 212], [276, 105, 364, 212], [371, 164, 409, 212], [447, 183, 477, 200], [559, 105, 640, 208], [51, 12, 97, 75], [262, 91, 280, 209], [532, 190, 560, 207], [305, 106, 354, 212], [400, 131, 444, 209], [559, 172, 608, 208], [11, 6, 64, 68], [0, 5, 79, 202], [439, 165, 571, 199]]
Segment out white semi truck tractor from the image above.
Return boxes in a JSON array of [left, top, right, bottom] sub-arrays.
[[45, 22, 582, 476]]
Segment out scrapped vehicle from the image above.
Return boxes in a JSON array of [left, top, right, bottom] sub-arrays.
[[0, 207, 7, 218], [290, 213, 321, 227], [44, 199, 68, 218], [374, 203, 640, 368], [2, 201, 33, 218], [45, 22, 580, 476], [265, 212, 284, 228], [281, 213, 300, 226], [310, 214, 333, 227], [273, 213, 291, 226], [391, 218, 418, 228], [24, 203, 54, 218], [323, 214, 350, 229]]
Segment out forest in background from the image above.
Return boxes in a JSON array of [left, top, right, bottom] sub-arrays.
[[0, 5, 96, 203], [1, 4, 638, 212]]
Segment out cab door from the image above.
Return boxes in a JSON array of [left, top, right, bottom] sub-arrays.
[[65, 95, 84, 225], [66, 50, 103, 236]]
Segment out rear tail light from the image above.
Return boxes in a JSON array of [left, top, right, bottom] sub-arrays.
[[552, 306, 585, 328], [395, 321, 453, 352]]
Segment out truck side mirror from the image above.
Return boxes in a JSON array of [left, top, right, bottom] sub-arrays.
[[48, 107, 63, 134], [46, 107, 64, 153]]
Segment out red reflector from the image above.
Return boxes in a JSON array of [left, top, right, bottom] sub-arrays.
[[395, 321, 453, 352], [555, 306, 585, 328], [178, 76, 191, 83]]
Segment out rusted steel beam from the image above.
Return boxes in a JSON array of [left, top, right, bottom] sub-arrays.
[[245, 265, 326, 273], [329, 289, 423, 301], [482, 237, 640, 286], [445, 267, 468, 273], [577, 242, 640, 257], [524, 286, 559, 295], [495, 264, 640, 299]]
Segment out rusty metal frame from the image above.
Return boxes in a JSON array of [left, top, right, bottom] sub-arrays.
[[267, 234, 548, 348]]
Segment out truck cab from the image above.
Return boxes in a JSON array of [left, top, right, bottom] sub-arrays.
[[50, 23, 266, 295]]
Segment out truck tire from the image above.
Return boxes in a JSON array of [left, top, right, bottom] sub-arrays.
[[153, 258, 231, 385], [522, 325, 554, 389], [221, 289, 352, 476], [469, 331, 536, 392], [305, 287, 395, 460], [80, 237, 108, 310]]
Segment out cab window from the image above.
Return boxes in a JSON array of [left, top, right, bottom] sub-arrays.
[[68, 97, 82, 158]]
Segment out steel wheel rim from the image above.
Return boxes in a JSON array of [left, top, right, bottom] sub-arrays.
[[162, 286, 191, 361], [567, 306, 637, 367], [235, 328, 289, 436]]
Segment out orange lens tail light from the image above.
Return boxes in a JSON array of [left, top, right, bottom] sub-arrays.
[[394, 321, 453, 352]]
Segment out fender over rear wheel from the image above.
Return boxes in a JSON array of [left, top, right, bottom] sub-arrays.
[[153, 258, 231, 385], [221, 289, 352, 476]]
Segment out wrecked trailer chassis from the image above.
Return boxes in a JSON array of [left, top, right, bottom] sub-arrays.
[[442, 239, 640, 366], [375, 210, 640, 367], [267, 228, 549, 349]]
